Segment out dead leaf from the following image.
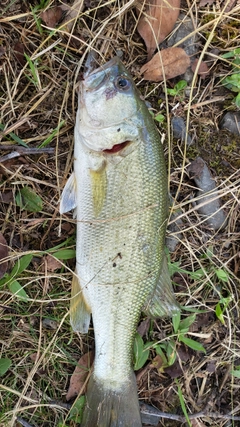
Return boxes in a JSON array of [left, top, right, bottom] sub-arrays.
[[164, 359, 183, 378], [12, 41, 25, 66], [42, 254, 62, 272], [150, 354, 164, 370], [66, 351, 94, 401], [199, 0, 237, 9], [191, 58, 210, 79], [0, 233, 8, 278], [136, 363, 151, 384], [225, 0, 238, 12], [0, 191, 14, 204], [41, 6, 63, 28], [60, 0, 84, 32], [140, 47, 190, 81], [137, 318, 150, 337], [206, 361, 216, 373], [137, 0, 180, 60], [199, 0, 214, 5]]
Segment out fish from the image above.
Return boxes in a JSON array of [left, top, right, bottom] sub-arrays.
[[60, 56, 180, 427]]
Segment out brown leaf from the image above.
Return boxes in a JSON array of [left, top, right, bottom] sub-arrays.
[[225, 0, 237, 12], [137, 0, 180, 59], [136, 363, 151, 384], [164, 359, 183, 378], [199, 0, 214, 5], [140, 47, 190, 82], [41, 6, 63, 28], [60, 0, 84, 32], [150, 354, 164, 370], [42, 254, 62, 272], [137, 318, 150, 337], [0, 233, 8, 278], [12, 41, 25, 66], [66, 351, 94, 401], [191, 58, 210, 79]]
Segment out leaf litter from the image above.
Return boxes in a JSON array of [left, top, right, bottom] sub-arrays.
[[0, 0, 240, 426], [140, 46, 191, 81], [137, 0, 180, 60]]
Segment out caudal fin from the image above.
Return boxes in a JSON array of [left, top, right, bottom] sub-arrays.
[[81, 371, 142, 427]]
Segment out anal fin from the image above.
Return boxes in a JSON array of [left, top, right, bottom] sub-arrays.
[[143, 254, 180, 318], [70, 272, 91, 333]]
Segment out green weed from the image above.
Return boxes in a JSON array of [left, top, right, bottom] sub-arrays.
[[38, 120, 65, 148], [24, 53, 42, 89], [176, 378, 192, 427], [15, 186, 43, 212], [133, 247, 233, 371], [222, 48, 240, 108], [0, 358, 12, 376], [231, 366, 240, 379], [165, 80, 187, 99], [0, 123, 28, 147], [66, 396, 85, 424]]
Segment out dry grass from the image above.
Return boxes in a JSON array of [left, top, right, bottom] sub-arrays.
[[0, 0, 240, 426]]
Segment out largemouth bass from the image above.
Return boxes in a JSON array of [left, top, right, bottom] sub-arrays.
[[60, 56, 179, 427]]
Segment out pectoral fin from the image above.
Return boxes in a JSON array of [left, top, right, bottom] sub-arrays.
[[70, 273, 91, 333], [60, 172, 77, 214], [143, 254, 180, 318]]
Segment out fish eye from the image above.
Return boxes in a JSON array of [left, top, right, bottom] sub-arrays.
[[115, 76, 131, 91]]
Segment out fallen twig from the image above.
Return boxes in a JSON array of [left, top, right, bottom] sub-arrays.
[[140, 403, 240, 425], [0, 146, 55, 162], [16, 418, 34, 427]]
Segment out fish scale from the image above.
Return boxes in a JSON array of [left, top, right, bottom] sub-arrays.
[[60, 56, 180, 427]]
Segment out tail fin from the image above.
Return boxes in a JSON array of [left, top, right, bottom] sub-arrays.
[[81, 371, 142, 427]]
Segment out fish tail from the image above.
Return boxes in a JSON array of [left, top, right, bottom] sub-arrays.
[[81, 371, 142, 427]]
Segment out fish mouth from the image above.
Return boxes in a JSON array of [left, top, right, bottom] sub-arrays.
[[102, 140, 130, 154]]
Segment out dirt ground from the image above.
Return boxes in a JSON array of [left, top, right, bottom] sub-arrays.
[[0, 1, 240, 426]]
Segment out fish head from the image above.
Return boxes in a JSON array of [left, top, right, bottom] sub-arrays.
[[76, 56, 145, 154]]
